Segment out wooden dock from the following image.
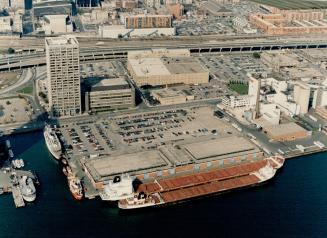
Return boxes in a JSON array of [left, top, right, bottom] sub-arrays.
[[11, 185, 25, 208]]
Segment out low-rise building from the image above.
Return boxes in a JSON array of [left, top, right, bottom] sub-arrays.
[[120, 13, 172, 29], [261, 50, 300, 71], [33, 0, 72, 17], [263, 122, 311, 142], [151, 88, 193, 105], [127, 56, 209, 86], [36, 15, 73, 35], [260, 103, 280, 125], [201, 1, 233, 18], [0, 15, 12, 32], [301, 49, 327, 68], [85, 78, 135, 113], [167, 4, 183, 20], [250, 11, 327, 36], [222, 95, 251, 108]]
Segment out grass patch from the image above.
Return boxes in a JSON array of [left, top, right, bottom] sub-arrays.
[[18, 85, 33, 95], [248, 0, 327, 10], [228, 83, 248, 95]]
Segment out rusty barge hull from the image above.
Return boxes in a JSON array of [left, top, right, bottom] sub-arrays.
[[123, 156, 285, 209]]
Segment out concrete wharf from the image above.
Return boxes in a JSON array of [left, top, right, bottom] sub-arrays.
[[11, 185, 25, 208]]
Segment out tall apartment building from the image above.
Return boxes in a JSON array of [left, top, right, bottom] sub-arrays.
[[45, 36, 81, 117]]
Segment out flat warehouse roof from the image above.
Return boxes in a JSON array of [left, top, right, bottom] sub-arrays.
[[183, 136, 255, 160], [129, 58, 171, 76], [264, 122, 308, 137], [129, 57, 208, 77], [164, 58, 208, 75], [85, 150, 168, 179]]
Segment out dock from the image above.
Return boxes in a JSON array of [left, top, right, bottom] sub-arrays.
[[11, 185, 25, 208], [0, 168, 37, 208]]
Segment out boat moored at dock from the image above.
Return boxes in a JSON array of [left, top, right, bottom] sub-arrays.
[[118, 156, 285, 210], [99, 174, 134, 201], [43, 125, 62, 160], [19, 176, 36, 202], [68, 176, 83, 201]]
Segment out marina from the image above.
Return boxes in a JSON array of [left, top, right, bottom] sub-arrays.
[[0, 168, 38, 208], [0, 139, 39, 208]]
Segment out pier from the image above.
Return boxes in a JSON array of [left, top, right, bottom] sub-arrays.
[[12, 185, 25, 208], [0, 168, 37, 208]]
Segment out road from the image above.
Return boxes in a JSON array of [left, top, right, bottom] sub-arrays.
[[2, 35, 327, 71], [0, 68, 34, 95]]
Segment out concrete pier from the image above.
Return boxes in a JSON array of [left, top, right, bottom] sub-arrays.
[[0, 168, 37, 207], [12, 185, 25, 208]]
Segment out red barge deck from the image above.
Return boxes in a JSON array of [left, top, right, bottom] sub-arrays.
[[119, 156, 285, 208]]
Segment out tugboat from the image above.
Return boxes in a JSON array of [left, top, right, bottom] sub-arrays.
[[118, 192, 160, 209], [43, 125, 62, 160], [68, 176, 83, 200], [19, 176, 36, 202]]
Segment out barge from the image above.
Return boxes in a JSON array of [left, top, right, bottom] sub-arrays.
[[118, 156, 285, 209]]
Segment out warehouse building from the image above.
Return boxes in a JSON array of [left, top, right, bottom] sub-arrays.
[[82, 136, 263, 189], [128, 56, 209, 86], [264, 122, 311, 142]]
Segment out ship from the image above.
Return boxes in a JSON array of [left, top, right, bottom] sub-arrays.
[[99, 175, 134, 201], [118, 156, 285, 210], [19, 176, 36, 202], [68, 176, 83, 200], [63, 165, 73, 177], [8, 149, 14, 159], [5, 139, 11, 149], [44, 125, 62, 160]]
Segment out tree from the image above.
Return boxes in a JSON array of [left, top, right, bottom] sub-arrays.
[[253, 52, 261, 59], [7, 48, 15, 54]]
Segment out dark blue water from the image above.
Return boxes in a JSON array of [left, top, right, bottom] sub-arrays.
[[1, 131, 327, 238]]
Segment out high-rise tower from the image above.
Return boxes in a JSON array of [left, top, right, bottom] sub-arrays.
[[45, 36, 81, 117]]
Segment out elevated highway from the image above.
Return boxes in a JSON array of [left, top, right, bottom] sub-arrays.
[[1, 36, 327, 71]]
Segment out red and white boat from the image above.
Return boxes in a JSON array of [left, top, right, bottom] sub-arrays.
[[68, 176, 83, 201]]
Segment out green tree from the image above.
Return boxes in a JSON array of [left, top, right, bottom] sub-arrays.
[[7, 48, 15, 54], [253, 52, 261, 59]]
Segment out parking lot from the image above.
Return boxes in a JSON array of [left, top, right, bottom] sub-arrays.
[[58, 106, 242, 159], [80, 61, 128, 79], [198, 53, 271, 84], [175, 16, 236, 36], [174, 1, 264, 36], [59, 122, 116, 157]]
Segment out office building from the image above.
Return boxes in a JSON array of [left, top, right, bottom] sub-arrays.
[[45, 36, 81, 117], [85, 78, 135, 113]]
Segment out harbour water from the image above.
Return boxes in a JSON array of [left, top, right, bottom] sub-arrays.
[[1, 131, 327, 238]]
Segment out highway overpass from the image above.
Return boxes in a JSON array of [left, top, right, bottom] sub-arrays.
[[1, 37, 327, 71]]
